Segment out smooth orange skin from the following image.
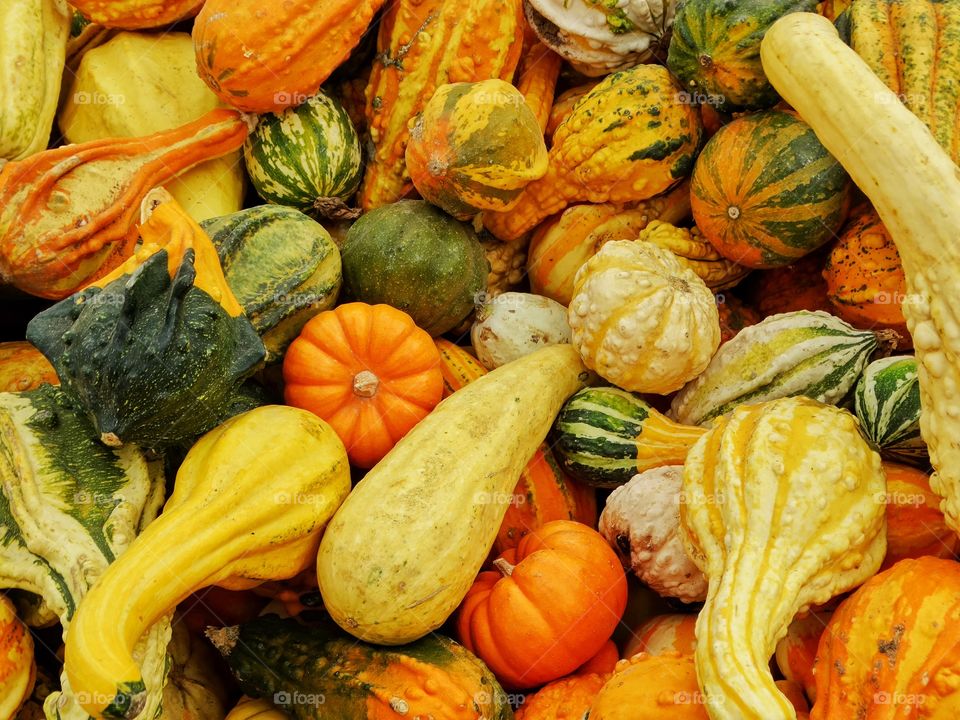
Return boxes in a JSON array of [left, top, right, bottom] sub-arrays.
[[283, 303, 444, 469], [882, 462, 960, 570], [589, 652, 707, 719], [457, 520, 628, 689], [515, 673, 608, 720], [576, 640, 619, 676], [623, 614, 699, 660]]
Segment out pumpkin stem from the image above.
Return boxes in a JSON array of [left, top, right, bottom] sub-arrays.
[[493, 558, 516, 577], [313, 196, 362, 221], [353, 370, 380, 398], [873, 329, 904, 358], [205, 626, 240, 657], [100, 431, 122, 447]]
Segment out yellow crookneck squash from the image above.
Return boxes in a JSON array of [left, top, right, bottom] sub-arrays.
[[63, 405, 351, 719], [761, 13, 960, 534], [680, 396, 887, 720]]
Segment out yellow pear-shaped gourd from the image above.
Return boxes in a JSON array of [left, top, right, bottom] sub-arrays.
[[64, 405, 351, 719], [679, 396, 886, 720]]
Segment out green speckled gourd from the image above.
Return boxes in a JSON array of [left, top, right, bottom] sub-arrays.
[[667, 0, 818, 113], [551, 386, 707, 488], [201, 206, 342, 363], [854, 355, 926, 465], [209, 615, 513, 719], [670, 310, 879, 426], [26, 248, 265, 448], [243, 92, 363, 219], [0, 385, 172, 720]]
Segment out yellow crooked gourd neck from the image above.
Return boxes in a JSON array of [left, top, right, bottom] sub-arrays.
[[760, 13, 960, 532]]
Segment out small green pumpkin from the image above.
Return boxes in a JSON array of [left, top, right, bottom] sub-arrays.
[[243, 92, 363, 219], [854, 355, 926, 465], [26, 248, 265, 448], [341, 200, 488, 336], [201, 205, 342, 363]]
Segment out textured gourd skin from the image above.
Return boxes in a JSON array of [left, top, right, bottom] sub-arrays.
[[64, 405, 351, 719], [589, 652, 707, 719], [194, 0, 386, 112], [484, 65, 702, 241], [667, 0, 818, 112], [362, 0, 525, 210], [526, 181, 691, 306], [811, 557, 960, 719], [0, 109, 249, 299], [670, 310, 879, 427], [514, 35, 563, 133], [0, 0, 69, 161], [471, 292, 571, 370], [0, 342, 58, 393], [568, 241, 720, 395], [160, 621, 229, 720], [849, 0, 960, 164], [680, 396, 887, 720], [213, 615, 512, 719], [60, 32, 245, 222], [761, 13, 960, 533], [0, 595, 35, 720], [514, 673, 607, 720], [637, 221, 751, 290], [406, 80, 549, 220], [880, 462, 958, 569], [69, 0, 201, 28], [317, 345, 587, 645]]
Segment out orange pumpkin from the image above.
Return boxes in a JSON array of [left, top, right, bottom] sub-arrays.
[[283, 303, 444, 468], [0, 341, 58, 392], [69, 0, 202, 28], [823, 208, 912, 346], [622, 614, 698, 660], [436, 339, 597, 555], [576, 639, 619, 675], [457, 520, 628, 689], [746, 247, 834, 318], [515, 673, 608, 720], [589, 652, 707, 719], [545, 83, 598, 142], [882, 462, 960, 569], [774, 612, 831, 704]]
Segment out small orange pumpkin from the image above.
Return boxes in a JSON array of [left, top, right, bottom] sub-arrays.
[[0, 341, 58, 392], [589, 652, 707, 719], [746, 247, 834, 318], [577, 639, 619, 675], [515, 673, 608, 720], [882, 462, 960, 569], [283, 302, 444, 468], [457, 520, 628, 689]]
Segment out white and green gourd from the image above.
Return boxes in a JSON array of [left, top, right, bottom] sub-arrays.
[[854, 355, 926, 465]]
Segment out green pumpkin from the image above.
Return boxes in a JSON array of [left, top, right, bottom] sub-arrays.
[[201, 205, 342, 363], [854, 355, 927, 465], [208, 614, 513, 719], [341, 200, 488, 336], [26, 248, 265, 448], [243, 92, 363, 218], [667, 0, 817, 113]]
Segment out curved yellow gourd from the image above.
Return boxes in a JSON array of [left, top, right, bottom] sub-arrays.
[[318, 344, 587, 645], [225, 697, 288, 720], [680, 396, 886, 720], [760, 13, 960, 534], [64, 405, 351, 719]]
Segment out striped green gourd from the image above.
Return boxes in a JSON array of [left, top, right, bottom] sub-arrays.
[[201, 205, 342, 363], [670, 310, 878, 426], [854, 355, 926, 464], [0, 385, 171, 720], [551, 386, 707, 488], [243, 92, 362, 218]]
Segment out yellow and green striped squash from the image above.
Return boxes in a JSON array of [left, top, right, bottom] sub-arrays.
[[854, 355, 926, 465]]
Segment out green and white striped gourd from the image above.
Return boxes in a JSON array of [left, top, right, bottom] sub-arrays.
[[854, 355, 926, 465], [243, 92, 362, 218], [0, 385, 171, 720], [551, 386, 707, 488], [670, 310, 879, 426], [202, 205, 342, 363]]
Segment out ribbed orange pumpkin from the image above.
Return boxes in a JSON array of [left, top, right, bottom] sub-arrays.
[[812, 557, 960, 719], [0, 341, 58, 392], [0, 108, 249, 299], [882, 462, 960, 570], [193, 0, 386, 112], [622, 614, 698, 660], [283, 303, 445, 468], [515, 673, 608, 720], [436, 339, 597, 555], [774, 612, 831, 704], [457, 520, 627, 689], [69, 0, 202, 28], [589, 652, 707, 719], [823, 208, 911, 345]]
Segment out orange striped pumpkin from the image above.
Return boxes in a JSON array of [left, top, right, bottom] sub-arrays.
[[436, 340, 597, 555], [691, 110, 851, 269], [882, 462, 959, 570], [622, 614, 698, 660], [774, 611, 831, 704]]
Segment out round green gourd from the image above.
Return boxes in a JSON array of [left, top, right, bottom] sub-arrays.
[[340, 200, 488, 336], [854, 355, 927, 465], [243, 92, 362, 217], [201, 205, 342, 363]]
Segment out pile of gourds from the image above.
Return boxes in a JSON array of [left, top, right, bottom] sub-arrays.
[[2, 0, 960, 718]]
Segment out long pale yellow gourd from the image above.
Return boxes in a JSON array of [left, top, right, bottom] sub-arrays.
[[761, 13, 960, 533], [317, 344, 587, 645], [680, 396, 886, 720]]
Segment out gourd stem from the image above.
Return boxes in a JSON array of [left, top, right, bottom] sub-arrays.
[[353, 370, 380, 398], [493, 558, 515, 577]]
